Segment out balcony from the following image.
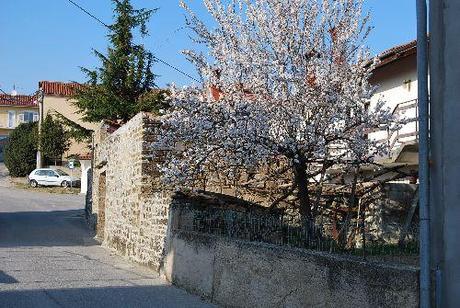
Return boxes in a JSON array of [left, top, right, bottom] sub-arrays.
[[372, 99, 419, 165]]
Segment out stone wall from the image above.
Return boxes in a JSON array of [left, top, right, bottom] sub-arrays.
[[88, 112, 419, 307], [90, 112, 172, 270], [366, 183, 418, 244]]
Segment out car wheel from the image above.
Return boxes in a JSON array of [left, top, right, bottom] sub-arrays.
[[61, 181, 69, 188], [30, 180, 38, 188]]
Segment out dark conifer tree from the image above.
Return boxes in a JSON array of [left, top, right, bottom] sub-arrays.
[[74, 0, 167, 124]]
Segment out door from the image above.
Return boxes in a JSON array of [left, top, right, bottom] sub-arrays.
[[33, 170, 47, 185], [96, 171, 106, 239], [45, 170, 60, 186]]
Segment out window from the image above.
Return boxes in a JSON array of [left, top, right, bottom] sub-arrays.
[[7, 111, 15, 128], [46, 170, 58, 177], [55, 169, 69, 176], [35, 170, 46, 176], [19, 112, 37, 124], [24, 112, 36, 123]]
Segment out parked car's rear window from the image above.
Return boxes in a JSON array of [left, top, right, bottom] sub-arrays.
[[35, 170, 46, 176]]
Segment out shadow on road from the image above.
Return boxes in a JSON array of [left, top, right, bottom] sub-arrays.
[[0, 285, 212, 308], [0, 270, 18, 284], [0, 210, 98, 248]]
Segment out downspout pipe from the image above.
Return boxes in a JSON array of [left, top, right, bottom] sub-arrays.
[[416, 0, 431, 307]]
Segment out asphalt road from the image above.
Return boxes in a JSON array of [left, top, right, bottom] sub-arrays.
[[0, 186, 214, 308], [0, 163, 11, 188]]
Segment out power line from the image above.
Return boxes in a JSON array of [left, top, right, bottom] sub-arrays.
[[64, 0, 201, 83], [0, 87, 39, 97], [154, 57, 200, 83], [67, 0, 110, 28]]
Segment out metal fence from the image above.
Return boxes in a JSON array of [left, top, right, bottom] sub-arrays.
[[173, 206, 419, 265]]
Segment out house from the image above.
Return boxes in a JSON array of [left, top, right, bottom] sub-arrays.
[[0, 94, 39, 162], [0, 94, 38, 139], [39, 81, 98, 158], [369, 40, 419, 168]]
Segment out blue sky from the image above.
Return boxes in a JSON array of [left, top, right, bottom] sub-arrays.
[[0, 0, 416, 94]]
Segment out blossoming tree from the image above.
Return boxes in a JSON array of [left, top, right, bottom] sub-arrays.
[[158, 0, 394, 222]]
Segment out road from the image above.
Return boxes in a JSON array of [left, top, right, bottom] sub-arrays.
[[0, 163, 11, 188], [0, 184, 214, 308]]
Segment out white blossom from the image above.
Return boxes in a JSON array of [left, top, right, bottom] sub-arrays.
[[156, 0, 395, 217]]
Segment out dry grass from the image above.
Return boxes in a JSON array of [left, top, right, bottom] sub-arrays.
[[13, 181, 81, 195]]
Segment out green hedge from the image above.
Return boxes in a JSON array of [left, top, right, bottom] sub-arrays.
[[4, 122, 38, 177]]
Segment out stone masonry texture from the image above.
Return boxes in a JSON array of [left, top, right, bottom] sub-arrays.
[[89, 112, 419, 307], [91, 113, 172, 270]]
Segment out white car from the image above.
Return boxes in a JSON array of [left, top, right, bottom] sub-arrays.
[[28, 168, 80, 188]]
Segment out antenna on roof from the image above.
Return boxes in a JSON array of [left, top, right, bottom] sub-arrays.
[[11, 84, 17, 97]]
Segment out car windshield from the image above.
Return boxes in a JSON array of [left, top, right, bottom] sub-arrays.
[[55, 169, 69, 176]]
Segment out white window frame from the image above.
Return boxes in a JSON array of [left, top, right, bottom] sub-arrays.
[[18, 113, 25, 124], [7, 111, 15, 128], [33, 112, 39, 122]]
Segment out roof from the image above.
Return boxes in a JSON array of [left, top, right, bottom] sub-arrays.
[[0, 94, 37, 107], [39, 81, 83, 97], [77, 153, 92, 160], [373, 40, 417, 70]]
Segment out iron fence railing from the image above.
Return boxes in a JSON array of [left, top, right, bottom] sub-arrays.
[[173, 207, 419, 265]]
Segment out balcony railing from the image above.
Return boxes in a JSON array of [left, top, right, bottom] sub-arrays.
[[326, 99, 419, 162], [375, 99, 419, 160]]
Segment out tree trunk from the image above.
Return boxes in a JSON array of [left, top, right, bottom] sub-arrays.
[[293, 161, 312, 221], [339, 166, 359, 248]]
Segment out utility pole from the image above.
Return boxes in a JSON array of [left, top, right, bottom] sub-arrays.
[[430, 0, 460, 306], [36, 89, 44, 169], [416, 0, 430, 307]]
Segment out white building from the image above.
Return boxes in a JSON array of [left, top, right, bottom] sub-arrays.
[[369, 40, 419, 169]]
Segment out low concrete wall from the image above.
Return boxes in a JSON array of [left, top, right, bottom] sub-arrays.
[[162, 231, 419, 308]]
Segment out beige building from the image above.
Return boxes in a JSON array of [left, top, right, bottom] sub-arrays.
[[39, 81, 98, 158], [0, 94, 39, 162], [0, 94, 39, 139]]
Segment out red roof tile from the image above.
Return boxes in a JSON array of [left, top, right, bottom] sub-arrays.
[[77, 153, 92, 160], [39, 81, 83, 97], [0, 94, 37, 107]]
